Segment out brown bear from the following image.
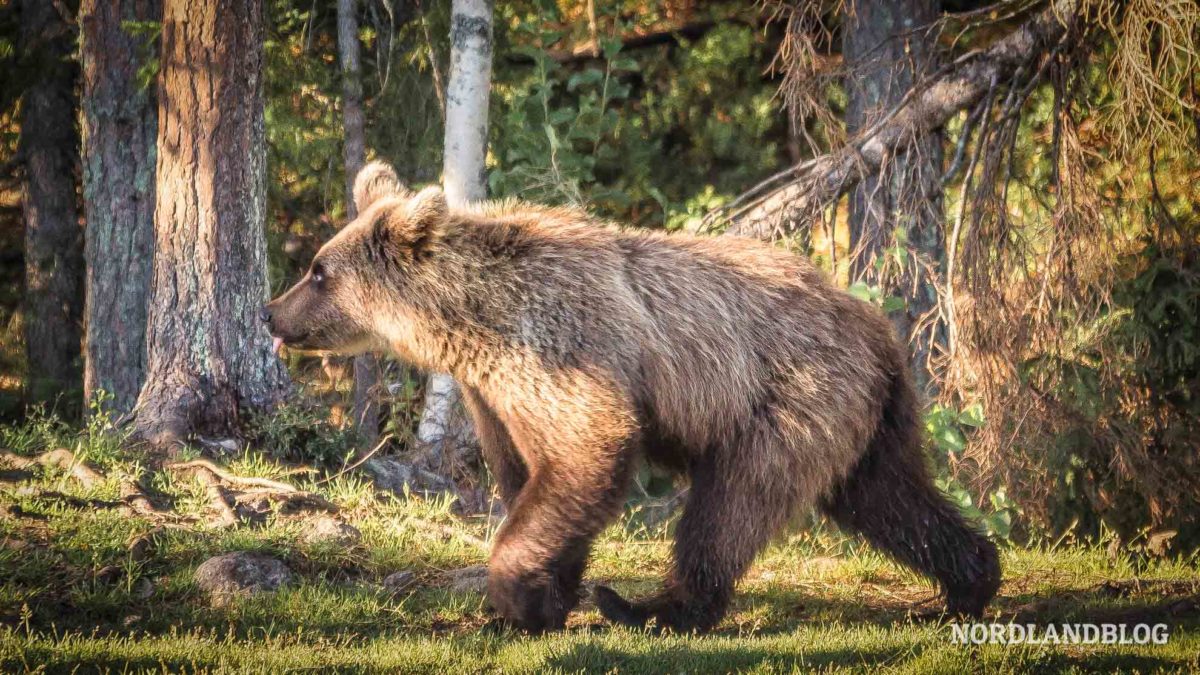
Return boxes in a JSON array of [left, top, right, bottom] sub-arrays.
[[262, 161, 1001, 633]]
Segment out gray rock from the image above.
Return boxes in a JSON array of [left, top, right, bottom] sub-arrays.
[[132, 576, 155, 600], [300, 516, 361, 547], [445, 564, 489, 594], [382, 570, 417, 594], [364, 458, 457, 497], [195, 552, 292, 604]]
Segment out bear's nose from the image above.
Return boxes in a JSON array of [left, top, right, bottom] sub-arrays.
[[259, 307, 272, 324]]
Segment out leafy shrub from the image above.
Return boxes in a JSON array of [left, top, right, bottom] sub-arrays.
[[247, 402, 360, 467], [925, 403, 1020, 543]]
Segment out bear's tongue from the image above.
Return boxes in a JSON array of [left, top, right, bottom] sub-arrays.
[[272, 337, 284, 355]]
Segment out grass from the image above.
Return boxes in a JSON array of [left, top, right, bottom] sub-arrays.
[[1, 418, 1198, 673]]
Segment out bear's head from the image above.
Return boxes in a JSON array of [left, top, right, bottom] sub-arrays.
[[261, 161, 449, 356]]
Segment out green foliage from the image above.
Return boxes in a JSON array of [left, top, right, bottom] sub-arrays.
[[247, 401, 359, 466], [1031, 229, 1200, 548], [489, 9, 635, 207], [925, 403, 1019, 543], [846, 282, 906, 313], [489, 2, 785, 226], [120, 20, 161, 91], [1115, 239, 1200, 408]]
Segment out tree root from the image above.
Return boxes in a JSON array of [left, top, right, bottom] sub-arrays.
[[169, 459, 303, 493], [1, 448, 104, 489], [167, 460, 336, 527], [1, 448, 180, 522]]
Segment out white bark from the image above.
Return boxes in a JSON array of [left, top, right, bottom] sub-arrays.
[[441, 0, 493, 205], [415, 0, 493, 469]]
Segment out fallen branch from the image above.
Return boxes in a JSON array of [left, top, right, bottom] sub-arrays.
[[717, 0, 1079, 240]]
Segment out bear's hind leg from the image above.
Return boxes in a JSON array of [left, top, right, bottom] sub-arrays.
[[820, 424, 1001, 618]]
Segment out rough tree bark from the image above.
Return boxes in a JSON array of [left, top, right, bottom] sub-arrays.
[[338, 0, 380, 442], [134, 0, 289, 450], [726, 0, 1076, 239], [843, 0, 944, 393], [18, 0, 84, 410], [80, 0, 159, 415], [414, 0, 493, 471]]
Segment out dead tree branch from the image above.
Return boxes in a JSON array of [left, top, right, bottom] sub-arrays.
[[716, 0, 1079, 240]]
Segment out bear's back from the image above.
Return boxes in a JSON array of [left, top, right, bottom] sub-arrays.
[[451, 202, 897, 455]]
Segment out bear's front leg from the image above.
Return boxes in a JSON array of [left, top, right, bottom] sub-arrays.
[[480, 377, 640, 632], [487, 453, 636, 632], [461, 386, 528, 511]]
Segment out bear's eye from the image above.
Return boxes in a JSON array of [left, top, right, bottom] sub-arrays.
[[311, 262, 326, 285]]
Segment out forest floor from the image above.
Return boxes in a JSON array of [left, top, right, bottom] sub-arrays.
[[1, 421, 1198, 674]]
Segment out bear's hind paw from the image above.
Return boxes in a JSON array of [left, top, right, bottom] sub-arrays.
[[595, 585, 650, 628]]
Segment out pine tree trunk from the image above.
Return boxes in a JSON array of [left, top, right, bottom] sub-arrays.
[[134, 0, 289, 450], [843, 0, 945, 394], [338, 0, 380, 443], [415, 0, 493, 471], [80, 0, 159, 416], [18, 0, 84, 411]]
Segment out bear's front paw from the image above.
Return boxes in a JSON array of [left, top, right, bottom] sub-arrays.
[[487, 569, 569, 633]]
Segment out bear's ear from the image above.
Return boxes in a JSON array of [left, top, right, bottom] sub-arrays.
[[404, 186, 449, 232], [372, 187, 449, 258], [353, 161, 409, 214]]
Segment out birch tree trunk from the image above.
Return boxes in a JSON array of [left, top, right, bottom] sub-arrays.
[[134, 0, 289, 451], [414, 0, 493, 471], [19, 0, 83, 411], [80, 0, 159, 416], [338, 0, 380, 443], [843, 0, 945, 394]]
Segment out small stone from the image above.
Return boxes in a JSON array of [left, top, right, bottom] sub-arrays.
[[127, 530, 161, 562], [132, 577, 155, 600], [382, 570, 417, 594], [95, 565, 124, 585], [364, 458, 457, 497], [445, 565, 488, 594], [300, 516, 362, 547], [195, 552, 292, 605]]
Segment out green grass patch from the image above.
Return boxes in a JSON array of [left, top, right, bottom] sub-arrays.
[[1, 437, 1197, 673]]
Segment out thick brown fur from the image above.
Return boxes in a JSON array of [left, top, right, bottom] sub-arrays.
[[263, 162, 1001, 633]]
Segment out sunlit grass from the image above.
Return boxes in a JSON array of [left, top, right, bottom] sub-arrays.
[[1, 427, 1198, 673]]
